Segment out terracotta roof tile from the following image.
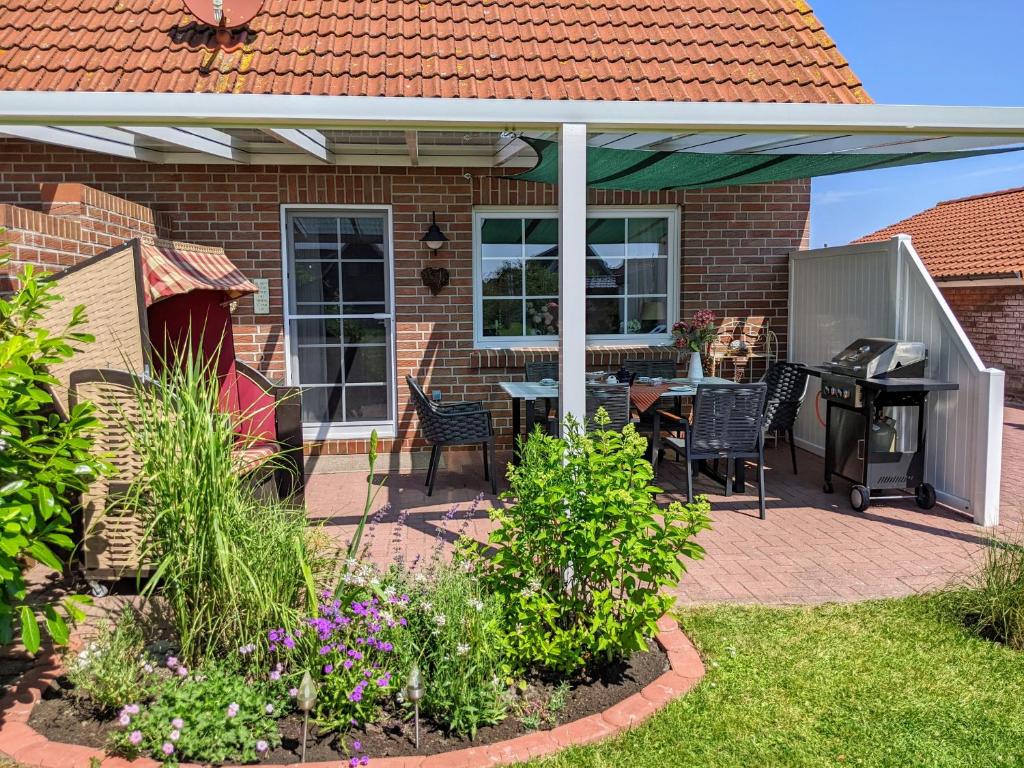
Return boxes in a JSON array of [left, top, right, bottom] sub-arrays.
[[0, 0, 870, 102], [856, 187, 1024, 278]]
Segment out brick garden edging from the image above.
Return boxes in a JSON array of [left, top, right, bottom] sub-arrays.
[[0, 616, 704, 768]]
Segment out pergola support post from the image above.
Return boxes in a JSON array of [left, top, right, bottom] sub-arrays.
[[558, 122, 588, 425]]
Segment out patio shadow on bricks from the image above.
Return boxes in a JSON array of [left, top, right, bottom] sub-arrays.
[[305, 406, 1024, 606]]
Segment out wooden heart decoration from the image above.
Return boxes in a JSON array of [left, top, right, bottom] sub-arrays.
[[420, 266, 450, 296]]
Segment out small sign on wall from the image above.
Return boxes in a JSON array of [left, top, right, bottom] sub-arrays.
[[252, 278, 270, 315]]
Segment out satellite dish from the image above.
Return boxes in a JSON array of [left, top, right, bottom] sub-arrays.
[[183, 0, 265, 28]]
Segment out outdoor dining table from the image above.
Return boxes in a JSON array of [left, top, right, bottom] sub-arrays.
[[498, 376, 738, 480]]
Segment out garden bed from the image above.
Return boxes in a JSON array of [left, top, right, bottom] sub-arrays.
[[0, 618, 705, 768], [28, 642, 668, 763]]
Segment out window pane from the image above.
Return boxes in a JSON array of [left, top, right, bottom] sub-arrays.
[[627, 258, 668, 294], [482, 299, 523, 337], [344, 346, 387, 383], [524, 218, 558, 258], [343, 319, 387, 344], [586, 258, 625, 295], [586, 298, 623, 334], [341, 261, 386, 310], [293, 245, 340, 260], [629, 297, 668, 334], [339, 216, 384, 245], [525, 259, 559, 295], [526, 298, 559, 336], [586, 218, 625, 261], [292, 216, 337, 244], [298, 347, 341, 385], [481, 259, 522, 296], [481, 218, 522, 244], [628, 218, 669, 258], [345, 385, 388, 421], [301, 387, 345, 424], [294, 262, 339, 305], [295, 303, 340, 316], [294, 318, 342, 345]]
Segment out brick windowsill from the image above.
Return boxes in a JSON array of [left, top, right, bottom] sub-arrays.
[[471, 344, 681, 370], [0, 617, 704, 768]]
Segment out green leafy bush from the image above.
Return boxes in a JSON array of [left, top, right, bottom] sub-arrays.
[[108, 655, 287, 765], [0, 254, 106, 651], [126, 349, 321, 664], [64, 607, 152, 712], [473, 412, 711, 675], [389, 563, 508, 737], [945, 531, 1024, 649]]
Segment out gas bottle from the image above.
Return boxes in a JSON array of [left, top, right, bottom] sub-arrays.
[[870, 415, 897, 453]]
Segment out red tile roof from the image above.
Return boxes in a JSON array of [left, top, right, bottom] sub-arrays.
[[856, 186, 1024, 278], [0, 0, 870, 103]]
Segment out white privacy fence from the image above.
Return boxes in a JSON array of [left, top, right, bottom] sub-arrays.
[[788, 236, 1004, 526]]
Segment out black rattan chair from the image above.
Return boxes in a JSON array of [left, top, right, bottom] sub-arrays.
[[585, 381, 632, 431], [406, 376, 497, 496], [623, 359, 677, 380], [524, 360, 559, 435], [665, 382, 769, 519], [761, 362, 809, 474]]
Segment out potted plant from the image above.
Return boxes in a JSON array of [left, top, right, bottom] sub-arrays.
[[672, 310, 718, 379]]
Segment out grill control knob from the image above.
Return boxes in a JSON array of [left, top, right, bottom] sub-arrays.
[[842, 389, 850, 399]]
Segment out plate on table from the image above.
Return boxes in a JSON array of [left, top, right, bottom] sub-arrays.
[[538, 378, 557, 387], [669, 385, 696, 393]]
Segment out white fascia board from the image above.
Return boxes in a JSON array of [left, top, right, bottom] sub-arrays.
[[262, 128, 334, 163], [4, 92, 1024, 138], [122, 126, 249, 162], [935, 274, 1024, 287], [0, 124, 163, 162]]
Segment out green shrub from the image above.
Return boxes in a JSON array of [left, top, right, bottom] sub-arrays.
[[0, 254, 106, 652], [389, 563, 508, 738], [472, 412, 711, 675], [946, 531, 1024, 649], [108, 655, 287, 765], [64, 607, 153, 712], [125, 349, 321, 664]]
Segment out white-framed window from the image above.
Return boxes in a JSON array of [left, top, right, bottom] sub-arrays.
[[281, 205, 396, 441], [472, 206, 680, 347]]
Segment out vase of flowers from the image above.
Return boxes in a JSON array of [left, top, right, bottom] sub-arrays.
[[672, 309, 718, 380]]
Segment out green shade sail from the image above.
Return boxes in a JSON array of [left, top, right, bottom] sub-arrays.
[[512, 137, 1023, 191]]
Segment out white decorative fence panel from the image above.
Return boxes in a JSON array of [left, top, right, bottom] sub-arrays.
[[789, 236, 1004, 525]]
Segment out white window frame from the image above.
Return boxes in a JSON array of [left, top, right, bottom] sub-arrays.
[[472, 205, 680, 348], [280, 204, 397, 441]]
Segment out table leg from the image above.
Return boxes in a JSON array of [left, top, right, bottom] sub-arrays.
[[735, 458, 746, 493], [525, 398, 536, 439], [650, 410, 661, 475], [511, 396, 522, 466]]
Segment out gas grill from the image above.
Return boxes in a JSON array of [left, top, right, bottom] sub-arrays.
[[803, 338, 958, 512]]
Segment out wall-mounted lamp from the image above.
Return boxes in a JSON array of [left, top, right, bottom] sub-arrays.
[[420, 212, 448, 251]]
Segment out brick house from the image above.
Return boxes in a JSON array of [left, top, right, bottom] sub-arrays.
[[0, 0, 1020, 471], [858, 187, 1024, 403]]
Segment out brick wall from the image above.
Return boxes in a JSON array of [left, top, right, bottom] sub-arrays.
[[941, 284, 1024, 402], [0, 138, 811, 457]]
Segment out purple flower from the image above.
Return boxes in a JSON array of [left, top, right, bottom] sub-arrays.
[[169, 729, 180, 742], [256, 739, 269, 753], [265, 703, 275, 714], [288, 687, 298, 697], [171, 717, 184, 730], [376, 676, 389, 688], [353, 740, 362, 751], [360, 757, 369, 766], [165, 656, 179, 670], [319, 644, 332, 655], [124, 704, 140, 716], [350, 758, 359, 768], [162, 742, 175, 756], [177, 666, 189, 678], [129, 730, 142, 746], [118, 713, 131, 727], [343, 659, 354, 670], [269, 670, 281, 681], [238, 643, 256, 655], [324, 664, 334, 674], [227, 702, 240, 718]]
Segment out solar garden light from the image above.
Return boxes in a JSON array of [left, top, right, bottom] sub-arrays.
[[296, 671, 317, 763], [404, 663, 424, 749]]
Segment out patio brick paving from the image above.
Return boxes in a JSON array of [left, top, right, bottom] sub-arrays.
[[307, 405, 1024, 606]]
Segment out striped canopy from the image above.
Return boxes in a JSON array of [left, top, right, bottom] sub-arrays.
[[512, 137, 1023, 191], [139, 238, 258, 306]]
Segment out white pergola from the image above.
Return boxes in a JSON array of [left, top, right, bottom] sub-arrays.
[[3, 91, 1024, 421]]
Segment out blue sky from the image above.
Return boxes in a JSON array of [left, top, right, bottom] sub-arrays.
[[808, 0, 1024, 247]]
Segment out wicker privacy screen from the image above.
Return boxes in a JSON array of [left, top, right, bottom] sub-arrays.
[[512, 137, 1023, 191]]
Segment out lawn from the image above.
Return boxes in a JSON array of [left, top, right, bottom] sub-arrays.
[[534, 596, 1024, 768]]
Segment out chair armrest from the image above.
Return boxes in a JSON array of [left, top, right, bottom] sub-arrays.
[[436, 400, 487, 414], [655, 409, 687, 423]]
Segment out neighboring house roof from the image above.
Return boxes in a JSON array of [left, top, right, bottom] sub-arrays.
[[0, 0, 870, 103], [857, 186, 1024, 279]]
